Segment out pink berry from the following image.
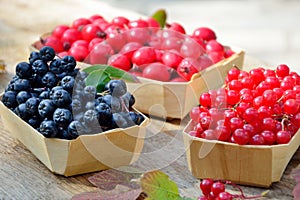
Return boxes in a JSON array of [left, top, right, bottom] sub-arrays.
[[161, 50, 183, 69]]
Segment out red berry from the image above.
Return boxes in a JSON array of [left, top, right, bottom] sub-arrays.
[[180, 37, 205, 59], [128, 19, 149, 28], [88, 38, 104, 52], [200, 92, 212, 107], [107, 53, 131, 71], [211, 181, 225, 196], [233, 129, 250, 145], [167, 22, 186, 34], [243, 107, 258, 123], [217, 192, 233, 200], [81, 24, 105, 42], [200, 178, 214, 196], [126, 28, 150, 45], [68, 45, 88, 61], [72, 17, 91, 30], [284, 99, 299, 114], [249, 134, 265, 145], [227, 68, 240, 81], [261, 130, 276, 145], [161, 50, 183, 69], [190, 106, 201, 122], [177, 58, 200, 81], [276, 64, 290, 77], [119, 42, 143, 60], [131, 47, 157, 69], [206, 40, 224, 53], [43, 36, 64, 53], [52, 25, 69, 39], [215, 125, 231, 141], [111, 16, 130, 27], [276, 130, 291, 144], [146, 17, 160, 28], [193, 27, 217, 41], [88, 43, 114, 64], [142, 63, 171, 82], [61, 28, 82, 49], [229, 117, 244, 131]]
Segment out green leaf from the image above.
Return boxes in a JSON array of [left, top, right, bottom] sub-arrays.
[[141, 170, 180, 200], [151, 9, 167, 28], [85, 69, 111, 92], [83, 64, 139, 83]]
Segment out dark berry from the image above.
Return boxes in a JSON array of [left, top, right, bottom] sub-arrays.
[[14, 103, 29, 120], [67, 120, 86, 138], [29, 51, 41, 64], [61, 55, 76, 72], [42, 72, 58, 88], [122, 92, 135, 109], [25, 97, 40, 115], [30, 74, 43, 88], [49, 59, 63, 74], [16, 91, 31, 104], [38, 120, 58, 138], [71, 98, 82, 113], [112, 112, 128, 128], [127, 111, 144, 125], [38, 99, 56, 118], [84, 85, 96, 100], [108, 80, 127, 97], [39, 90, 50, 99], [53, 108, 73, 128], [85, 101, 95, 110], [61, 75, 75, 92], [95, 102, 112, 127], [51, 89, 72, 107], [15, 62, 32, 78], [49, 86, 63, 98], [102, 95, 121, 113], [76, 71, 88, 81], [12, 79, 31, 91], [83, 109, 99, 128], [27, 116, 41, 128], [32, 60, 48, 76], [39, 46, 55, 62]]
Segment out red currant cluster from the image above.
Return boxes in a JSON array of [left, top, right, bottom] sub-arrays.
[[189, 64, 300, 145], [199, 178, 265, 200], [39, 14, 235, 82]]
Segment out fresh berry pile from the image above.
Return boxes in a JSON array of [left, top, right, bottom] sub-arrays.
[[199, 178, 266, 200], [37, 14, 235, 82], [1, 46, 144, 140], [188, 64, 300, 145]]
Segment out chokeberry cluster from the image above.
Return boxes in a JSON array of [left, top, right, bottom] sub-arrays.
[[189, 64, 300, 145], [37, 13, 235, 82], [199, 178, 265, 200], [2, 46, 144, 140]]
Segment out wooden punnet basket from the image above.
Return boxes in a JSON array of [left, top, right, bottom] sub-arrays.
[[0, 96, 149, 176], [182, 120, 300, 187], [126, 50, 244, 119]]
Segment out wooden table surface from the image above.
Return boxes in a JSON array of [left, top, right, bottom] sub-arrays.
[[0, 0, 299, 199]]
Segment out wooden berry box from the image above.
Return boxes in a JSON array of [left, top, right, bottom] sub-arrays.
[[182, 120, 300, 187], [0, 95, 149, 176], [126, 50, 244, 119]]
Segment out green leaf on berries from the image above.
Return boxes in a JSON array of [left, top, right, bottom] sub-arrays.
[[83, 64, 139, 83], [85, 69, 111, 92], [141, 170, 181, 200], [151, 9, 167, 28]]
